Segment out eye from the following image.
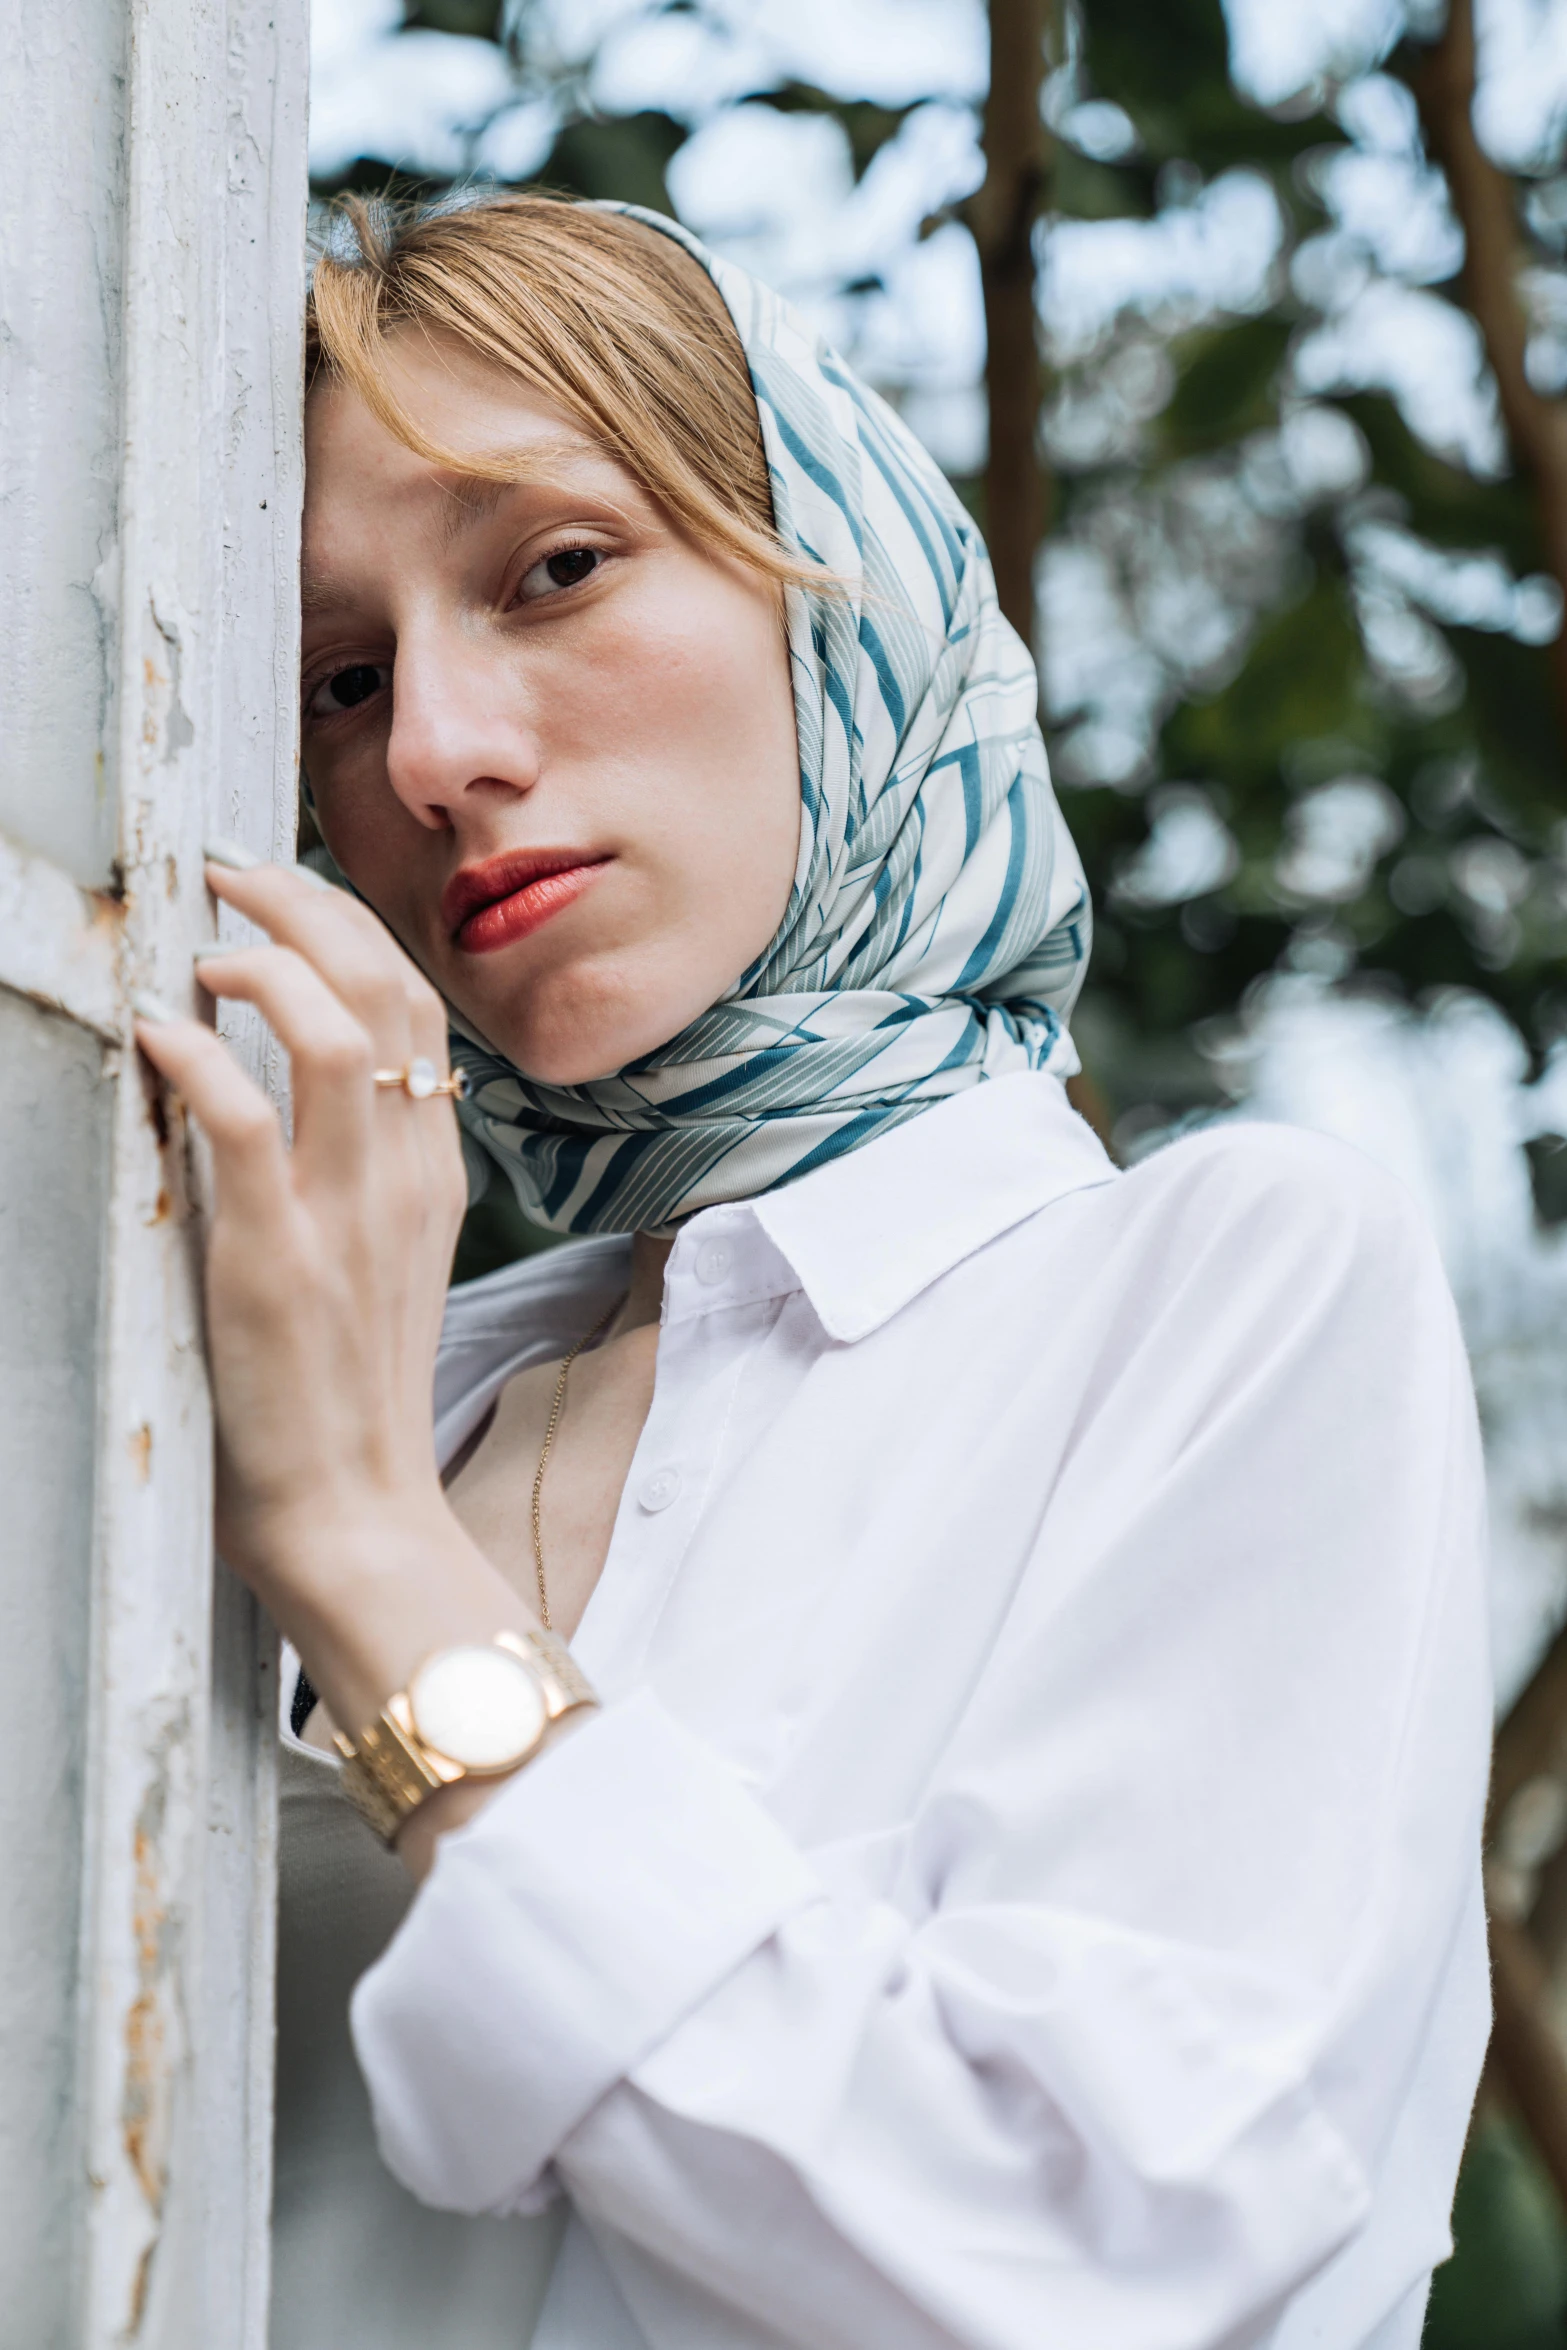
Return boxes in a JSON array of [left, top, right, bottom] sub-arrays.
[[306, 661, 390, 720], [517, 544, 603, 602]]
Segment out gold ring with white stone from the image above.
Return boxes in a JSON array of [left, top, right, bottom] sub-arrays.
[[372, 1057, 470, 1101]]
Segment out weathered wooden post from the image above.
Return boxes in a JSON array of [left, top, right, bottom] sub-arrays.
[[0, 1, 307, 2339]]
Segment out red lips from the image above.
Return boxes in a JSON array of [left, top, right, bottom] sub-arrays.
[[443, 849, 611, 955]]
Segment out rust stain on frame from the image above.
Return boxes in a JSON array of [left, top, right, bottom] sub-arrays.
[[121, 1749, 178, 2220], [121, 1891, 166, 2207], [126, 2239, 158, 2338]]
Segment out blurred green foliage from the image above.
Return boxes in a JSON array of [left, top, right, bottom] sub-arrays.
[[1427, 2111, 1567, 2350], [1048, 0, 1566, 1147], [404, 0, 504, 34], [450, 1169, 557, 1280]]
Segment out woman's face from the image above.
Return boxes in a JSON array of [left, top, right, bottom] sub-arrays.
[[299, 333, 801, 1083]]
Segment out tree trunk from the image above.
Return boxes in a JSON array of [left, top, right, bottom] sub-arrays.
[[973, 0, 1054, 655], [1410, 0, 1567, 736]]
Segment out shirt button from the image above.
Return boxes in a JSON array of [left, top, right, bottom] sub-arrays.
[[638, 1467, 682, 1513], [695, 1240, 732, 1286]]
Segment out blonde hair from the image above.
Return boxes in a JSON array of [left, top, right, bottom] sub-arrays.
[[308, 194, 814, 592]]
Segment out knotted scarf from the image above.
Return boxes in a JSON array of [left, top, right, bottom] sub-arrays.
[[451, 207, 1090, 1236]]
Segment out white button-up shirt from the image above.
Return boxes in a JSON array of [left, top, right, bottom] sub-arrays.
[[347, 1071, 1490, 2350]]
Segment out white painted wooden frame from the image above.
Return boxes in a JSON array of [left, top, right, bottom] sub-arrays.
[[0, 0, 307, 2340]]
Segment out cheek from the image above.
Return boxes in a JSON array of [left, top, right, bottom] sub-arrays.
[[685, 607, 800, 917], [573, 608, 729, 759], [496, 578, 797, 1081], [583, 574, 798, 860], [307, 745, 423, 914]]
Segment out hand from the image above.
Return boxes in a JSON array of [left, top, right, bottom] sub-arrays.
[[134, 859, 531, 1766], [138, 859, 465, 1574]]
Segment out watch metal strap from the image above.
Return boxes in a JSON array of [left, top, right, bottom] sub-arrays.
[[338, 1706, 460, 1842], [494, 1622, 598, 1714], [336, 1623, 598, 1843]]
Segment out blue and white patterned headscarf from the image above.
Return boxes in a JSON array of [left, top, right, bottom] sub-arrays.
[[452, 207, 1090, 1237]]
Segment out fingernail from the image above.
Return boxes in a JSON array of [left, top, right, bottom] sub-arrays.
[[204, 836, 264, 871], [131, 990, 180, 1024], [295, 864, 334, 892]]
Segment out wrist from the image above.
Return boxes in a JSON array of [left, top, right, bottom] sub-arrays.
[[248, 1492, 538, 1746], [331, 1621, 600, 1873]]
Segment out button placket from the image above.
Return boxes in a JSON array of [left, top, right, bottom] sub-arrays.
[[575, 1228, 789, 1689], [573, 1306, 740, 1688], [695, 1240, 732, 1287], [638, 1467, 682, 1513]]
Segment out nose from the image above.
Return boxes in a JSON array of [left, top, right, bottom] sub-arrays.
[[383, 614, 541, 832]]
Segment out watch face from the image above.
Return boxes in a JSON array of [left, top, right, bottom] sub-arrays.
[[408, 1644, 548, 1772]]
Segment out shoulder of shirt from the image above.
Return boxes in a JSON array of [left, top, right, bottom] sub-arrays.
[[433, 1233, 634, 1464], [440, 1232, 632, 1347], [1103, 1117, 1443, 1285], [435, 1233, 630, 1398]]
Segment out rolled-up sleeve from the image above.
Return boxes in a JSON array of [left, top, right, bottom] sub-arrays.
[[350, 1692, 820, 2213], [350, 1130, 1492, 2349]]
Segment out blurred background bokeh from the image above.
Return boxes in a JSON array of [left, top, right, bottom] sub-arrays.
[[306, 2, 1567, 2334]]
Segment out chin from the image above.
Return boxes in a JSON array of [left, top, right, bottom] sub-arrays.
[[511, 1043, 638, 1086], [476, 1007, 660, 1089], [486, 1000, 697, 1088], [467, 951, 714, 1088]]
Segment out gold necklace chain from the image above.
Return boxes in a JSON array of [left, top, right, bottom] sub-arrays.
[[530, 1296, 625, 1630]]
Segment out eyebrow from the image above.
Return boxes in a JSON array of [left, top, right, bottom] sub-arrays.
[[435, 474, 511, 550], [435, 437, 608, 548], [300, 568, 344, 616], [299, 436, 622, 614]]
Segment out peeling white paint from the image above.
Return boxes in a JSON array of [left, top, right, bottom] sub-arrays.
[[0, 0, 307, 2342], [0, 828, 123, 1040], [0, 0, 128, 886]]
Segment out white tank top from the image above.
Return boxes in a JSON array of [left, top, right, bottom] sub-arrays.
[[270, 1237, 631, 2350]]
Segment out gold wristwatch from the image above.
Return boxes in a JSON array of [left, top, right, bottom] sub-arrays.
[[334, 1625, 598, 1844]]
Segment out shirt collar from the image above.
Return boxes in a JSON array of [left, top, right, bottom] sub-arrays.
[[666, 1073, 1116, 1343]]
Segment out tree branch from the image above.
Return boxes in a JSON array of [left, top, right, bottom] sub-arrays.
[[972, 0, 1055, 652], [1410, 0, 1567, 731]]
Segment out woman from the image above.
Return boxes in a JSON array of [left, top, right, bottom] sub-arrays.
[[133, 196, 1490, 2350]]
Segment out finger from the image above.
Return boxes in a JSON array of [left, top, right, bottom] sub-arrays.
[[205, 858, 447, 1066], [195, 942, 462, 1192], [192, 946, 375, 1180], [132, 1004, 289, 1224]]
